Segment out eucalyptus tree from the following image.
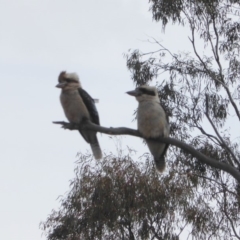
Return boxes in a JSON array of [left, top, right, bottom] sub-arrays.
[[41, 154, 192, 240], [125, 0, 240, 238], [42, 0, 240, 239]]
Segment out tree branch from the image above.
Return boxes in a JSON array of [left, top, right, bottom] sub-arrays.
[[212, 16, 240, 121], [205, 94, 240, 168], [53, 120, 240, 183], [223, 188, 240, 239]]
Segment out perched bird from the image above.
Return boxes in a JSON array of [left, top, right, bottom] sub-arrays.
[[127, 85, 169, 172], [56, 71, 102, 159]]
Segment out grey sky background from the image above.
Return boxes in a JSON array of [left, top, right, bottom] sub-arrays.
[[0, 1, 190, 239]]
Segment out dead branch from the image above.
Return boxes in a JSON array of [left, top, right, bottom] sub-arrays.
[[53, 120, 240, 183]]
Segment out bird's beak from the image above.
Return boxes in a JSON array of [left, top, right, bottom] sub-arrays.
[[126, 89, 141, 97], [56, 82, 67, 88]]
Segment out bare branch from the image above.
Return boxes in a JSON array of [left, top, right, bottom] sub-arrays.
[[224, 85, 240, 121], [192, 173, 238, 197], [212, 16, 220, 66], [53, 120, 240, 183], [193, 124, 222, 146], [53, 121, 139, 137]]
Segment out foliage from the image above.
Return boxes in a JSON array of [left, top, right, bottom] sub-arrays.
[[41, 153, 238, 240]]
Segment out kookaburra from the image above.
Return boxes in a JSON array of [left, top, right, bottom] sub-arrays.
[[127, 86, 169, 172], [56, 71, 102, 159]]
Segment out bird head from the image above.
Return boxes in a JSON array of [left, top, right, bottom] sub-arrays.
[[126, 85, 159, 102], [56, 71, 81, 90]]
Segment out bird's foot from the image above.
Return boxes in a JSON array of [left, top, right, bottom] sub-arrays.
[[53, 121, 78, 130], [62, 122, 75, 130]]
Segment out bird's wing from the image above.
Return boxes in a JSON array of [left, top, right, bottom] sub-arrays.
[[159, 103, 170, 158], [161, 143, 169, 159], [78, 88, 100, 125]]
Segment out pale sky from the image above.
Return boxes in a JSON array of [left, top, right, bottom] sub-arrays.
[[0, 1, 189, 239]]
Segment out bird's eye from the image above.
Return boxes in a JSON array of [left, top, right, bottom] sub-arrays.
[[65, 79, 77, 83]]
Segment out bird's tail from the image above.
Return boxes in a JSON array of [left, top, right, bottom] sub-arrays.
[[79, 130, 102, 160], [154, 156, 166, 172], [146, 139, 168, 172], [90, 142, 102, 160]]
